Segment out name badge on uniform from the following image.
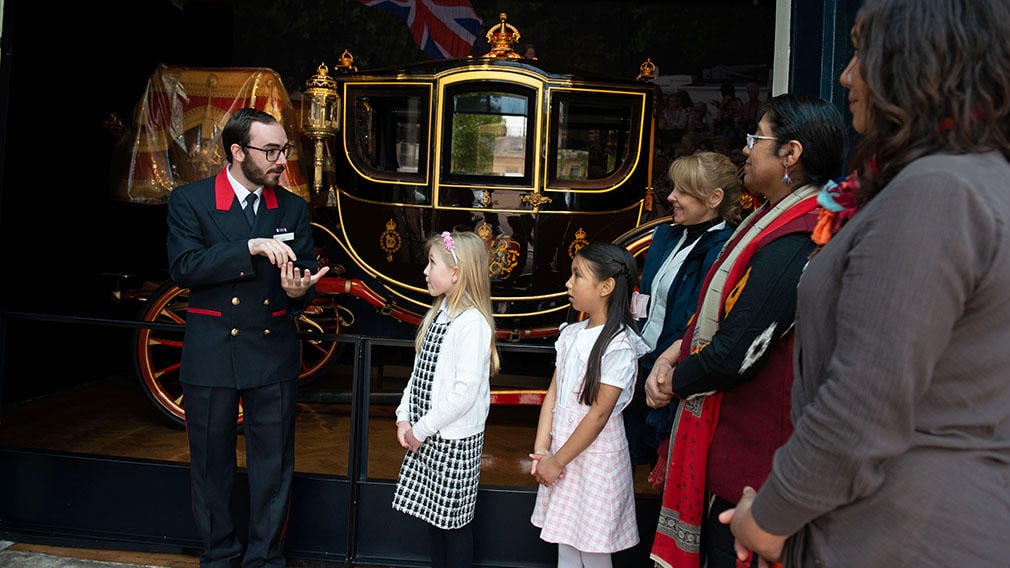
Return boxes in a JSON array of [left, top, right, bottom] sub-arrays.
[[273, 229, 295, 242]]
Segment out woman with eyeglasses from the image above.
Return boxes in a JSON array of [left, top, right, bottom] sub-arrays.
[[644, 94, 845, 568], [724, 1, 1010, 566]]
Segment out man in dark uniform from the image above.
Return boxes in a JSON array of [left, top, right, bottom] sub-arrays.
[[166, 107, 329, 568]]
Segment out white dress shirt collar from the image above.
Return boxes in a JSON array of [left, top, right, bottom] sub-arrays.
[[226, 167, 262, 212]]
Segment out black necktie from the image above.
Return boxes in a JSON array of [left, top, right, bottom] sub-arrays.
[[244, 193, 258, 228]]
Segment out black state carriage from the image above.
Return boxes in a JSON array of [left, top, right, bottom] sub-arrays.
[[126, 15, 667, 426]]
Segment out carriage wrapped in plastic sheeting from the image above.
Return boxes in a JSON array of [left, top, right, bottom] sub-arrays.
[[127, 15, 669, 427], [111, 64, 311, 204]]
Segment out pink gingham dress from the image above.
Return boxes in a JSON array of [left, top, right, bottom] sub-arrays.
[[530, 320, 648, 553]]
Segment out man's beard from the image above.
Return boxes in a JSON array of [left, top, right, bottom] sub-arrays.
[[241, 159, 283, 187]]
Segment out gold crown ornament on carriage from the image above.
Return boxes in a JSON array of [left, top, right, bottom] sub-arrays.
[[484, 13, 523, 59]]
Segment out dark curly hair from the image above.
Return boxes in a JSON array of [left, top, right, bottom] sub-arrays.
[[851, 0, 1010, 203]]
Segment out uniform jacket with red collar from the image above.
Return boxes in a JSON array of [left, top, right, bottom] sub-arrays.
[[166, 169, 317, 388]]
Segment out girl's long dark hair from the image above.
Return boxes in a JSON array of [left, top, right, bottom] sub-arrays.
[[852, 0, 1010, 203], [575, 243, 641, 406]]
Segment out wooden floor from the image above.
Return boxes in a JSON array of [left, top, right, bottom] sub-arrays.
[[0, 364, 656, 567], [0, 370, 566, 486]]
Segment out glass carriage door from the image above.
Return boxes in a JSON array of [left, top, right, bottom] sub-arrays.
[[435, 79, 541, 211]]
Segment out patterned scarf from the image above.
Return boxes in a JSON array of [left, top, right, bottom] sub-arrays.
[[651, 184, 819, 568]]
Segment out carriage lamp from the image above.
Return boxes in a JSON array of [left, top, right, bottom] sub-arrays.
[[302, 62, 341, 204]]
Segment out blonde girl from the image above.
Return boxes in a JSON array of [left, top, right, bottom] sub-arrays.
[[530, 242, 649, 568], [392, 230, 500, 568]]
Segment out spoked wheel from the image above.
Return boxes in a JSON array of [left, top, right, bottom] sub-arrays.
[[297, 300, 346, 379], [133, 282, 342, 428]]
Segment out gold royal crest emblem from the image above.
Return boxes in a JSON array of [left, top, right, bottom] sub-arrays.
[[379, 218, 402, 262], [568, 227, 590, 258]]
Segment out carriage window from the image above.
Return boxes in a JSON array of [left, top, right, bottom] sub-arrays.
[[446, 88, 532, 181], [552, 94, 635, 183], [346, 87, 428, 180]]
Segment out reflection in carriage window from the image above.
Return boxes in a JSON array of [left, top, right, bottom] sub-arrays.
[[553, 94, 634, 183], [448, 90, 530, 179], [347, 87, 428, 180]]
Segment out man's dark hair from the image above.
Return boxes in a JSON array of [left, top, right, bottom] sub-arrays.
[[222, 108, 280, 164]]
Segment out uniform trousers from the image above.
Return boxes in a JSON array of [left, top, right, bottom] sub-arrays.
[[183, 379, 297, 568]]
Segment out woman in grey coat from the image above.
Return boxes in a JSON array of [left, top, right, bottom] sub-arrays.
[[723, 1, 1010, 566]]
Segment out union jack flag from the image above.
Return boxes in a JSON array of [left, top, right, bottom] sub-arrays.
[[357, 0, 483, 59]]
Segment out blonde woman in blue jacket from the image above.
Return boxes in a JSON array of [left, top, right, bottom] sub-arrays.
[[625, 152, 740, 470]]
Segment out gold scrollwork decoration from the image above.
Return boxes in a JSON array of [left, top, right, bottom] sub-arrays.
[[567, 227, 590, 259], [519, 192, 553, 211], [379, 218, 402, 262]]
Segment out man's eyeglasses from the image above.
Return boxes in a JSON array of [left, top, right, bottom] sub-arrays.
[[242, 143, 293, 162], [745, 133, 777, 149]]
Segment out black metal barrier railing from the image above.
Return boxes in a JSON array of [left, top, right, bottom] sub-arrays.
[[0, 307, 555, 473], [0, 308, 591, 566]]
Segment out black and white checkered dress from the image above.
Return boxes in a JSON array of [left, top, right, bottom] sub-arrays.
[[391, 314, 484, 529]]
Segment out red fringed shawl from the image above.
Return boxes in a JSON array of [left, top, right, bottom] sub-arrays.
[[651, 189, 819, 568]]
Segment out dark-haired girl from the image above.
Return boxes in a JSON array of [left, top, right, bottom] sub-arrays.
[[530, 242, 649, 567]]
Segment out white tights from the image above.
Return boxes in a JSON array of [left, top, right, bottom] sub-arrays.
[[557, 543, 613, 568]]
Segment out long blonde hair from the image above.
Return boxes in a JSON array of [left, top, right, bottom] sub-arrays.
[[415, 230, 500, 376]]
